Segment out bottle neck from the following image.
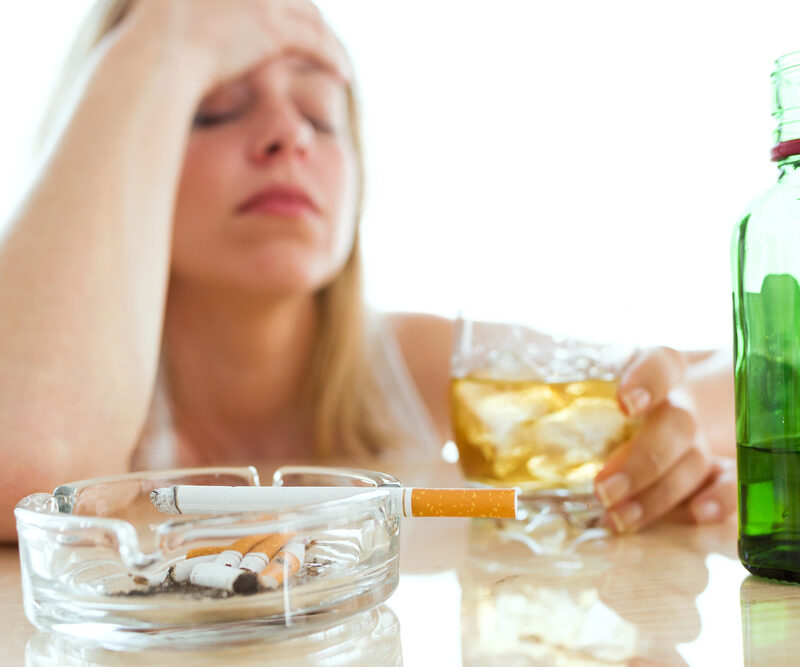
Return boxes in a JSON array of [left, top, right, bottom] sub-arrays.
[[775, 157, 800, 184], [771, 52, 800, 163]]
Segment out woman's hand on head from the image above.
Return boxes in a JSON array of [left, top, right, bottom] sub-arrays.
[[126, 0, 351, 88], [594, 347, 736, 533]]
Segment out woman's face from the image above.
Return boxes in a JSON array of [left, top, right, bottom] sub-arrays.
[[171, 55, 359, 296]]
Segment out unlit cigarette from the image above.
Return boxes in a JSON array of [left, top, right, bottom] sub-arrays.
[[189, 562, 257, 593], [151, 486, 518, 519], [239, 533, 295, 573], [258, 540, 306, 590]]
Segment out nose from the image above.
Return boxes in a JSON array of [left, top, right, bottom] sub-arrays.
[[248, 102, 313, 165]]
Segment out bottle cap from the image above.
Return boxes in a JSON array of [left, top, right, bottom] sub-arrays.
[[771, 139, 800, 161]]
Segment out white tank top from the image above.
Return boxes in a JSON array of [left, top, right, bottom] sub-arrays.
[[131, 312, 443, 470]]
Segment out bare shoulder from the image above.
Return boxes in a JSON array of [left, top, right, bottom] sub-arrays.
[[386, 312, 453, 441], [387, 312, 453, 378]]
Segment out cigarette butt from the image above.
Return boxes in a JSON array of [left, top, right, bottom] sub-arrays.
[[239, 533, 295, 573], [99, 571, 168, 594], [185, 545, 227, 559], [258, 541, 306, 590], [238, 551, 269, 574], [229, 534, 271, 554], [214, 534, 271, 567], [171, 554, 218, 583], [190, 563, 257, 593], [408, 488, 517, 518], [132, 568, 170, 587], [214, 550, 244, 567]]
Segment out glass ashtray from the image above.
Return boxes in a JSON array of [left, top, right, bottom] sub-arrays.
[[15, 465, 401, 649]]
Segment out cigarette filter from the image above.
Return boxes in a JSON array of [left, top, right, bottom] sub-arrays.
[[151, 486, 518, 519], [184, 545, 226, 559], [131, 569, 170, 587], [239, 533, 295, 573], [189, 563, 257, 594], [214, 533, 270, 567], [258, 540, 306, 590], [171, 554, 218, 583]]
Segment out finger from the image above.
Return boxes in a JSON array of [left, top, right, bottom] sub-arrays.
[[595, 401, 697, 508], [688, 458, 737, 523], [618, 347, 687, 417], [276, 3, 353, 80], [606, 446, 711, 533]]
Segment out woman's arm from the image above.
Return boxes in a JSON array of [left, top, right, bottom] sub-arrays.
[[684, 349, 736, 458], [0, 17, 204, 541], [679, 348, 737, 522], [0, 0, 350, 541], [389, 313, 453, 445]]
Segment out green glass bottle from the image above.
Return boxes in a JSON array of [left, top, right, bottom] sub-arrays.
[[733, 51, 800, 582]]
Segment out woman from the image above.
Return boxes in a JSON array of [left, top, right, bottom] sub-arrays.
[[0, 0, 735, 541]]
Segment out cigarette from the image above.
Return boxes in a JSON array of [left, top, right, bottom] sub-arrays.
[[151, 486, 518, 519], [131, 568, 170, 587], [213, 533, 271, 568], [239, 533, 295, 574], [184, 545, 226, 559], [258, 540, 306, 590], [99, 571, 169, 594], [171, 554, 218, 583], [189, 562, 257, 593]]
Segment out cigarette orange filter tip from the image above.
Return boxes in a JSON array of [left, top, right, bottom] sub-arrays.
[[408, 487, 517, 518], [184, 545, 227, 559], [258, 541, 306, 590]]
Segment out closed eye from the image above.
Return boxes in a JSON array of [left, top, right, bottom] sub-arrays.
[[192, 109, 244, 129], [302, 113, 335, 134], [192, 79, 252, 130]]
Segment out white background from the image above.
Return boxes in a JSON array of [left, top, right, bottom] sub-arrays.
[[2, 1, 799, 348]]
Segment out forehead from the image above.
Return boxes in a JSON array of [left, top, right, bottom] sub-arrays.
[[248, 55, 346, 89]]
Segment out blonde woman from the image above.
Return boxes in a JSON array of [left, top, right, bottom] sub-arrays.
[[0, 0, 735, 541]]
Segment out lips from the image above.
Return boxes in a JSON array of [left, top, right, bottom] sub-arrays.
[[236, 184, 319, 218]]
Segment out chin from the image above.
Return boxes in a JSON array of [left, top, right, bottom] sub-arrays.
[[235, 270, 328, 296], [176, 248, 343, 297]]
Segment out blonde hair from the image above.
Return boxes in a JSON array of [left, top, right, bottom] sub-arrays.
[[46, 0, 396, 459]]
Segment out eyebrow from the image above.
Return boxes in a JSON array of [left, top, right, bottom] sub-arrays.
[[290, 59, 346, 86]]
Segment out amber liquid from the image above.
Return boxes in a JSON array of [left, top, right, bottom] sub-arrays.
[[450, 377, 632, 491]]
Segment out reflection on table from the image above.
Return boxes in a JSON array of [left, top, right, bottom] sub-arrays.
[[396, 508, 748, 666], [459, 519, 728, 665], [740, 574, 800, 667]]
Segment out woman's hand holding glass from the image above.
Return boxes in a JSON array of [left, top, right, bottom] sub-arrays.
[[596, 347, 737, 533]]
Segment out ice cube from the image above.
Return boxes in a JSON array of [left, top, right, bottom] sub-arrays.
[[519, 397, 628, 461], [472, 386, 563, 448]]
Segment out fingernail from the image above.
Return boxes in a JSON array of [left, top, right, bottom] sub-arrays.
[[691, 499, 720, 523], [596, 472, 631, 507], [608, 502, 643, 533], [622, 387, 651, 416]]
